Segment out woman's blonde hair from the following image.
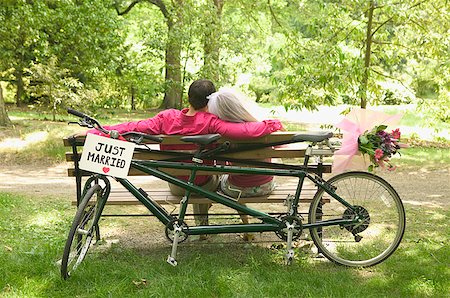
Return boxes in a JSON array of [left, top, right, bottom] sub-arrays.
[[207, 89, 258, 122]]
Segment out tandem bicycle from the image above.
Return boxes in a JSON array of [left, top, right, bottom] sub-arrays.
[[61, 108, 406, 279]]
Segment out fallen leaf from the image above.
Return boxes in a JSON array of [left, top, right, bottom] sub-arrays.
[[132, 278, 148, 288]]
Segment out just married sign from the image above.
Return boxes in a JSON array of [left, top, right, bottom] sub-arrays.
[[79, 134, 135, 178]]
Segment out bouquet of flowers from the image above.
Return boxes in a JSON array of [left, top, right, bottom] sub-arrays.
[[358, 125, 403, 171], [332, 108, 405, 173]]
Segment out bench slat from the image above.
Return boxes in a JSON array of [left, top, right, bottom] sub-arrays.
[[71, 186, 326, 206], [65, 147, 309, 162], [64, 141, 323, 162]]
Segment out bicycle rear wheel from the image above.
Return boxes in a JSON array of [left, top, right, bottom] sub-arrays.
[[61, 184, 102, 279], [308, 171, 405, 267]]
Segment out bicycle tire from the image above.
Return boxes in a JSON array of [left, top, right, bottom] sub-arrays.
[[308, 171, 405, 267], [61, 184, 102, 279]]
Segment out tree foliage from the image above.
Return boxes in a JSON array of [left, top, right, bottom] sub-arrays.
[[262, 0, 449, 118], [27, 56, 99, 121], [0, 0, 448, 127], [0, 0, 124, 107]]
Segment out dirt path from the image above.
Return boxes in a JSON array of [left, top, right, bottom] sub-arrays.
[[1, 162, 448, 208], [0, 163, 162, 200], [1, 162, 448, 249]]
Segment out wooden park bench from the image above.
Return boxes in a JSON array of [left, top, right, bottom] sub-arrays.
[[63, 132, 335, 218]]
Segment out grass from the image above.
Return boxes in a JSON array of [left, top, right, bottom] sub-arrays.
[[0, 191, 448, 297], [382, 106, 450, 131], [0, 106, 448, 296], [7, 107, 158, 124], [2, 107, 448, 166], [392, 147, 450, 170]]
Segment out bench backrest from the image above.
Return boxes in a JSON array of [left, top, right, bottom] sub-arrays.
[[63, 132, 333, 177]]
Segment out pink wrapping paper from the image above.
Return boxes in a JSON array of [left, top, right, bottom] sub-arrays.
[[332, 108, 402, 173]]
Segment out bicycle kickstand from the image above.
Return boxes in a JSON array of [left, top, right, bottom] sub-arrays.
[[167, 223, 182, 266]]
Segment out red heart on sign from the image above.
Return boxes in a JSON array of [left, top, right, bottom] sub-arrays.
[[102, 167, 110, 173]]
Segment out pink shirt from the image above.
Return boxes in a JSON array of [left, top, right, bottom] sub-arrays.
[[89, 108, 282, 185], [92, 108, 282, 138]]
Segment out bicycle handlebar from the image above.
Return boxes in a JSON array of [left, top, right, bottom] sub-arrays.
[[67, 108, 88, 119], [67, 108, 163, 144]]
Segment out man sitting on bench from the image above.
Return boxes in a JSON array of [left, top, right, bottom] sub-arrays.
[[76, 79, 283, 236]]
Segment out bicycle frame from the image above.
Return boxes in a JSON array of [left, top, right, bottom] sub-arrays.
[[85, 146, 358, 237]]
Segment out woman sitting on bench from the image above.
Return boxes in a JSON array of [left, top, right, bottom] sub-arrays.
[[207, 89, 275, 240]]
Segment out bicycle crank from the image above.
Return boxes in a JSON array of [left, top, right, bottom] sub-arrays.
[[165, 219, 189, 243], [275, 215, 303, 241]]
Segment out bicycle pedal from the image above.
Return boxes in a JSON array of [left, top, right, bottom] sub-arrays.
[[166, 256, 178, 266]]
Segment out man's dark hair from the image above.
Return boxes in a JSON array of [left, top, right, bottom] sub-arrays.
[[188, 79, 216, 110]]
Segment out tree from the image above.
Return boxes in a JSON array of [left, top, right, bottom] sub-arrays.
[[0, 1, 124, 106], [262, 0, 449, 112], [27, 57, 86, 121], [115, 0, 184, 109], [201, 0, 224, 82], [0, 1, 48, 106], [0, 83, 12, 126]]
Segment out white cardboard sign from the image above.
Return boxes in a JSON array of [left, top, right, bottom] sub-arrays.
[[79, 134, 135, 179]]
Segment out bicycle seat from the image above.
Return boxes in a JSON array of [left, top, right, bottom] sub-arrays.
[[292, 131, 333, 143], [180, 134, 222, 145]]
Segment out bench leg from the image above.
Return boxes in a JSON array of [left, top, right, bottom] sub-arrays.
[[238, 206, 255, 242], [193, 203, 211, 226]]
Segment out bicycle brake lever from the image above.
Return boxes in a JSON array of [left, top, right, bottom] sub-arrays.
[[67, 120, 92, 128], [129, 136, 144, 144], [79, 120, 94, 128]]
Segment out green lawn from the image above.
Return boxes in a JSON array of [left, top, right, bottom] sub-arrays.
[[392, 147, 450, 170], [0, 191, 448, 297], [1, 107, 448, 297]]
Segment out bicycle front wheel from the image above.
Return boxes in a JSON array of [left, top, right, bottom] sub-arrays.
[[308, 171, 405, 267], [61, 184, 102, 279]]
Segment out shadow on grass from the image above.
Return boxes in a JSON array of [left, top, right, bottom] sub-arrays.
[[1, 192, 449, 297]]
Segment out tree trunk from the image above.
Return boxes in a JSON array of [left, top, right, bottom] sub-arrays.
[[115, 0, 182, 110], [15, 69, 25, 107], [202, 0, 224, 83], [131, 85, 136, 110], [360, 1, 375, 109], [0, 83, 12, 126], [160, 19, 182, 109]]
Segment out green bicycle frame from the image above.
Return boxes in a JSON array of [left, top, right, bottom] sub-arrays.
[[109, 157, 357, 236]]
